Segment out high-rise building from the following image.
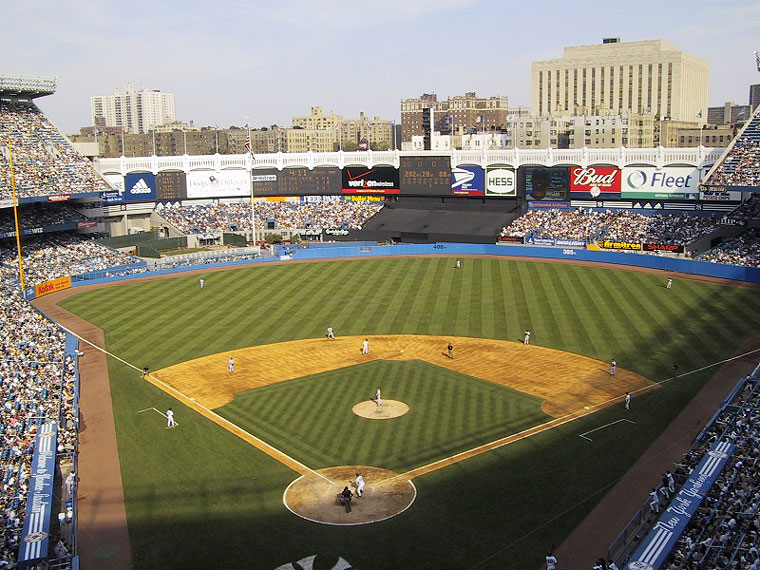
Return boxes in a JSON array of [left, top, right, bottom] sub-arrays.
[[707, 102, 752, 125], [91, 83, 176, 134], [531, 39, 709, 122]]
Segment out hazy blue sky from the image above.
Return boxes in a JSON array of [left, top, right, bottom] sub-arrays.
[[4, 0, 759, 133]]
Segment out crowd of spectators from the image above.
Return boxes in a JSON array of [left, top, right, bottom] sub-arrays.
[[0, 204, 88, 235], [0, 281, 78, 567], [155, 200, 384, 234], [0, 234, 141, 287], [501, 209, 719, 246], [699, 229, 760, 267], [656, 377, 760, 570], [709, 107, 760, 188], [0, 100, 112, 200]]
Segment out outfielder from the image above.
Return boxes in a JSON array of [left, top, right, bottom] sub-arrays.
[[610, 359, 617, 376], [524, 330, 531, 345]]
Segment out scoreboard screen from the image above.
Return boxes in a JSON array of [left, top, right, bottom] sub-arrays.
[[156, 171, 187, 200], [400, 156, 452, 195], [252, 167, 341, 196]]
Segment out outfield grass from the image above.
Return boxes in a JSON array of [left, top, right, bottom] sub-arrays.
[[59, 258, 760, 570]]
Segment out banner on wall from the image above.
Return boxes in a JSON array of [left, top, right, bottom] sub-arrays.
[[621, 167, 700, 199], [485, 167, 516, 196], [342, 167, 400, 194], [187, 170, 250, 198], [451, 166, 484, 195], [570, 166, 621, 199]]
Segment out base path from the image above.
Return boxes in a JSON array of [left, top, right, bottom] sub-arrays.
[[153, 334, 654, 418]]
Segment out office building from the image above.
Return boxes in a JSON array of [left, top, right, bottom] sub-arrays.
[[531, 39, 708, 122], [91, 83, 176, 134]]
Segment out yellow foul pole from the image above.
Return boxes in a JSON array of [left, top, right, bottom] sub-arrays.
[[8, 142, 25, 291]]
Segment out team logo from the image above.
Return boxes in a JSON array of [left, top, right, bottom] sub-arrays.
[[627, 562, 654, 570], [130, 178, 153, 194], [707, 449, 728, 460], [24, 531, 48, 543], [275, 555, 353, 570]]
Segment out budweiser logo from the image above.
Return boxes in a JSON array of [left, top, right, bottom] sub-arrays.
[[572, 167, 619, 188]]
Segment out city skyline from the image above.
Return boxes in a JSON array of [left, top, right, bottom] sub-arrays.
[[5, 0, 759, 134]]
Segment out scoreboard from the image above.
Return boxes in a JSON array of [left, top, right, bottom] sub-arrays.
[[252, 167, 341, 196], [400, 156, 451, 195], [156, 171, 187, 200]]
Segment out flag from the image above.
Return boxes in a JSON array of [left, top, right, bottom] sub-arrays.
[[696, 111, 702, 119], [244, 135, 251, 153], [476, 115, 484, 123]]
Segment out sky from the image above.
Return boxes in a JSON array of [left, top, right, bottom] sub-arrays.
[[3, 0, 759, 134]]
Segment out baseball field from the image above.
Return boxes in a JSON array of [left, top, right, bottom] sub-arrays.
[[50, 256, 760, 569]]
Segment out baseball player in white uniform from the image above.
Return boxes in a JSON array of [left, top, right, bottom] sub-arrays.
[[355, 473, 365, 497], [362, 339, 369, 355], [228, 356, 235, 374], [167, 408, 176, 428], [375, 387, 382, 407], [610, 359, 617, 376], [326, 326, 335, 339], [523, 330, 531, 345]]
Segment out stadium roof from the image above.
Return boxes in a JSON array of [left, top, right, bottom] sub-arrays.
[[0, 73, 56, 98]]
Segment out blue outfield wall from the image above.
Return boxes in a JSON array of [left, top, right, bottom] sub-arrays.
[[22, 242, 760, 299]]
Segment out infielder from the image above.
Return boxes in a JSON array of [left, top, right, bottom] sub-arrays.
[[166, 407, 176, 428], [228, 356, 235, 374], [326, 326, 335, 339], [545, 553, 558, 570], [523, 330, 531, 345], [447, 342, 454, 359], [375, 387, 383, 407], [625, 392, 631, 410], [610, 359, 617, 376], [361, 339, 369, 355], [355, 473, 365, 497]]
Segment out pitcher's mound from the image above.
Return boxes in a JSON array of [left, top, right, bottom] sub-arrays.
[[284, 466, 416, 525], [352, 399, 409, 419]]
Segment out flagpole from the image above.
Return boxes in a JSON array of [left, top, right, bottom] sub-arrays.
[[8, 142, 25, 293], [245, 118, 256, 247]]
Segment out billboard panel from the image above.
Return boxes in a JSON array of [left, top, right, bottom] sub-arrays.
[[485, 167, 516, 197], [400, 156, 451, 195], [342, 166, 400, 194], [451, 166, 484, 195], [519, 166, 570, 201], [156, 171, 187, 200], [186, 169, 250, 198], [621, 167, 700, 199], [252, 167, 341, 196], [123, 173, 157, 202], [570, 166, 621, 199]]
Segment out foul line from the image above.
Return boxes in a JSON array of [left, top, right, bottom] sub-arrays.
[[56, 323, 334, 486], [62, 317, 760, 488], [579, 419, 635, 441]]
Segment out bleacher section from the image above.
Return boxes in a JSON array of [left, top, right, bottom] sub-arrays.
[[705, 105, 760, 189], [0, 100, 112, 200], [353, 197, 521, 243]]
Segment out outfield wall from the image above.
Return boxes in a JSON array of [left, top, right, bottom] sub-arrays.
[[30, 242, 757, 300]]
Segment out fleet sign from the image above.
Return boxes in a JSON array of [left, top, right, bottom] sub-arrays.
[[621, 167, 700, 199], [485, 168, 516, 196], [570, 166, 621, 199]]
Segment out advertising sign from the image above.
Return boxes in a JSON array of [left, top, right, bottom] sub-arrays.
[[451, 166, 484, 195], [122, 173, 157, 202], [519, 167, 570, 201], [621, 167, 700, 199], [187, 170, 249, 198], [342, 167, 400, 194], [596, 240, 643, 251], [644, 243, 685, 253], [570, 166, 621, 199], [18, 422, 58, 564], [35, 276, 72, 297], [485, 167, 517, 196], [627, 440, 734, 570]]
